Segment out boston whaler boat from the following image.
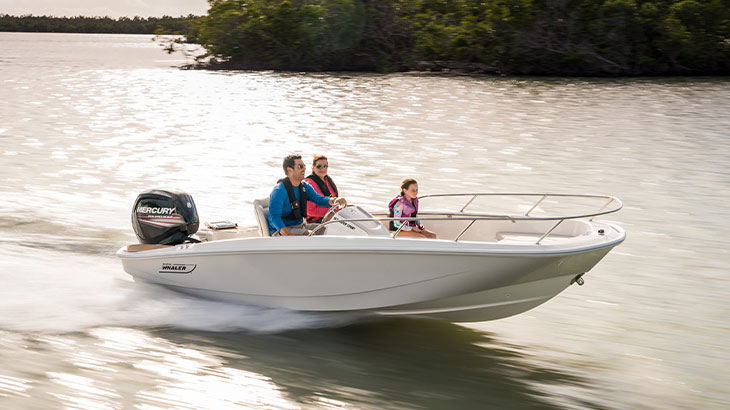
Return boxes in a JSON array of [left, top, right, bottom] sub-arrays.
[[117, 190, 625, 322]]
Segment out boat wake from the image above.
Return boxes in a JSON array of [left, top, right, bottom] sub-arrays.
[[0, 245, 364, 334], [0, 214, 133, 256]]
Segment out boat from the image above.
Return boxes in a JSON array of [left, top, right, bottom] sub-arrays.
[[117, 192, 625, 322]]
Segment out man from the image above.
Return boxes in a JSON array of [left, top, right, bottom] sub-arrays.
[[268, 154, 347, 236]]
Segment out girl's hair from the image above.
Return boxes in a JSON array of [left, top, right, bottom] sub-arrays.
[[312, 155, 327, 167], [400, 178, 418, 195]]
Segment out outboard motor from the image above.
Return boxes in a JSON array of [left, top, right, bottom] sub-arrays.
[[132, 189, 199, 245]]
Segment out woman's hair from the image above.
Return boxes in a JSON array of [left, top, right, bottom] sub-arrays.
[[312, 154, 328, 167], [400, 178, 418, 195]]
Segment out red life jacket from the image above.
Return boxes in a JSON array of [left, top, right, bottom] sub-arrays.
[[305, 173, 338, 198], [304, 174, 338, 223]]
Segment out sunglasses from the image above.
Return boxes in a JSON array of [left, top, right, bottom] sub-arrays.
[[293, 164, 305, 169], [316, 164, 328, 169]]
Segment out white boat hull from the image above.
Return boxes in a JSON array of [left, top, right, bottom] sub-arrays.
[[118, 222, 623, 322]]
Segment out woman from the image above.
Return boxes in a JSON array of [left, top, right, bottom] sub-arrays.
[[304, 155, 340, 223], [388, 178, 437, 239]]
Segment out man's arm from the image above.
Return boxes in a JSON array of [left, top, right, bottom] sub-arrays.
[[304, 182, 341, 208], [267, 184, 287, 234]]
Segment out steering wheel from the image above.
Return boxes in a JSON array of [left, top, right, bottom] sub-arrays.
[[321, 201, 347, 224]]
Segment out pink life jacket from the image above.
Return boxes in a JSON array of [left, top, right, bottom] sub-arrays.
[[304, 177, 336, 223], [388, 195, 419, 231]]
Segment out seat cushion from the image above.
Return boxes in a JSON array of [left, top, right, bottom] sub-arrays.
[[253, 197, 271, 237]]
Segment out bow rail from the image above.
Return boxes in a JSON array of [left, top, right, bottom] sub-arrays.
[[309, 193, 622, 244]]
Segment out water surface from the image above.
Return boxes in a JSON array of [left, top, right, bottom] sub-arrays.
[[1, 32, 729, 409]]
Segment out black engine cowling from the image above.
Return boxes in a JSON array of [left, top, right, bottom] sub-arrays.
[[132, 189, 199, 245]]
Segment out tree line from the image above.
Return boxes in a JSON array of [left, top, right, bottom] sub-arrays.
[[3, 0, 729, 75], [190, 0, 729, 75], [0, 14, 199, 35]]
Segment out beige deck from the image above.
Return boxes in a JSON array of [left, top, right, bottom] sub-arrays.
[[124, 244, 172, 252]]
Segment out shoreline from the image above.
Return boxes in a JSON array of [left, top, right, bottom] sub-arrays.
[[183, 58, 730, 77]]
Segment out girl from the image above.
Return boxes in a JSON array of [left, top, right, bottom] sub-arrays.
[[388, 178, 437, 239]]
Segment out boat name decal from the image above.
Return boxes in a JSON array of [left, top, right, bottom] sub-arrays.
[[159, 263, 196, 274], [137, 206, 176, 215], [341, 222, 357, 231]]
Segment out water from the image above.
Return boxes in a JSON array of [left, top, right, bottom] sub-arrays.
[[1, 32, 729, 409]]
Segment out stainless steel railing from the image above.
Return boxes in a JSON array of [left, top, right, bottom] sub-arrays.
[[309, 193, 622, 244]]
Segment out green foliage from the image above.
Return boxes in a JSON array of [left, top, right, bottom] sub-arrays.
[[3, 0, 728, 74], [196, 0, 368, 69], [0, 14, 200, 36]]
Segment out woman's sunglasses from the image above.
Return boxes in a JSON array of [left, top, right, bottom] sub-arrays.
[[316, 164, 328, 169]]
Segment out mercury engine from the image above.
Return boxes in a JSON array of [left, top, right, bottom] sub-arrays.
[[132, 189, 199, 245]]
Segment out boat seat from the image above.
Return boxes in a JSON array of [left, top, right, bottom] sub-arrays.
[[253, 197, 271, 237], [197, 226, 259, 241]]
